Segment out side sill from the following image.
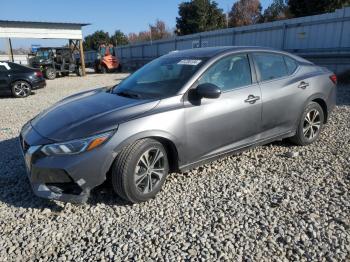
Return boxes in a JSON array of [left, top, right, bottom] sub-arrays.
[[178, 131, 295, 173]]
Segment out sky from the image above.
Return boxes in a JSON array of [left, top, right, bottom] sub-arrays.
[[0, 0, 272, 51]]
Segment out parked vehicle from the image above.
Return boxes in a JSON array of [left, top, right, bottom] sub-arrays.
[[28, 47, 82, 80], [0, 61, 46, 98], [93, 44, 121, 73], [20, 47, 336, 204]]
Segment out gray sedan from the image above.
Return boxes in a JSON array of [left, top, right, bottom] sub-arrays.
[[20, 46, 337, 204]]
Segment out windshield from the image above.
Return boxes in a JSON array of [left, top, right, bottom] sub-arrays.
[[36, 50, 50, 59], [112, 56, 207, 99]]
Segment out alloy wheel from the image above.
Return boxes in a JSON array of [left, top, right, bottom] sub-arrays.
[[14, 82, 31, 97], [303, 109, 321, 140], [48, 70, 55, 79], [134, 148, 165, 194]]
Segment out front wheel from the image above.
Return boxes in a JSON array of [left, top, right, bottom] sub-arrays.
[[290, 102, 324, 146], [111, 139, 169, 203], [45, 67, 56, 80]]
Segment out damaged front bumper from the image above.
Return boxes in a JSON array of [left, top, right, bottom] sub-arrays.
[[19, 140, 91, 203], [19, 124, 115, 204]]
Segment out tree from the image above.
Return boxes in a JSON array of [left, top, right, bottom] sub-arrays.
[[263, 0, 290, 22], [128, 20, 172, 43], [83, 30, 110, 50], [228, 0, 262, 27], [175, 0, 226, 36], [111, 30, 129, 46], [288, 0, 350, 17], [150, 20, 172, 40]]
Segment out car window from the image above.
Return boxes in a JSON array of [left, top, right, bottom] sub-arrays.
[[0, 65, 7, 72], [0, 62, 11, 72], [254, 53, 288, 81], [284, 56, 298, 74], [199, 54, 252, 91], [112, 56, 207, 99]]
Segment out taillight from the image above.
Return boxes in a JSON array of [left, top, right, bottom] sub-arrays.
[[35, 71, 43, 78], [329, 74, 337, 85]]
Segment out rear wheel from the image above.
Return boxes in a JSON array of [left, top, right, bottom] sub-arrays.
[[101, 65, 108, 74], [111, 139, 169, 203], [76, 66, 83, 76], [290, 102, 324, 146], [11, 81, 32, 98], [45, 67, 56, 80]]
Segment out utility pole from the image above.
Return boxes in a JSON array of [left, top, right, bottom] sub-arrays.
[[7, 38, 14, 62], [149, 25, 153, 45]]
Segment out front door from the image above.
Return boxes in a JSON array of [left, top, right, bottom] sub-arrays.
[[183, 53, 262, 164]]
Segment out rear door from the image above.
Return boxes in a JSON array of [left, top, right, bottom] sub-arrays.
[[183, 53, 262, 164], [252, 52, 305, 137], [0, 62, 11, 93]]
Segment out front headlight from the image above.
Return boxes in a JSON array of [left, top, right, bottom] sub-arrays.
[[41, 131, 114, 156]]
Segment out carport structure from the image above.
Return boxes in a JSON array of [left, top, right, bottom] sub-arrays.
[[0, 20, 89, 75]]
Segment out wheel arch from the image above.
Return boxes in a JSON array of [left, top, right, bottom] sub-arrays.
[[312, 98, 328, 123], [10, 79, 32, 89], [106, 131, 182, 179], [301, 93, 328, 124], [104, 132, 181, 187]]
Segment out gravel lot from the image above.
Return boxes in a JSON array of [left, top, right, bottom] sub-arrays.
[[0, 73, 349, 261]]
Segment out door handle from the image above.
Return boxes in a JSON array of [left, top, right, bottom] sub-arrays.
[[244, 95, 260, 104], [298, 81, 309, 89]]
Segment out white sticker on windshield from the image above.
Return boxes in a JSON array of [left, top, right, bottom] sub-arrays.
[[178, 59, 202, 66], [0, 62, 11, 70]]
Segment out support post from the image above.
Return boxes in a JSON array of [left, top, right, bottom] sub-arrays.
[[7, 38, 14, 62], [232, 30, 235, 46], [79, 40, 86, 76], [281, 23, 287, 50]]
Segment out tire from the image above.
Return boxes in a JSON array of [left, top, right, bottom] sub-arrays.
[[11, 81, 32, 98], [290, 102, 324, 146], [45, 67, 56, 80], [101, 66, 107, 74], [111, 139, 169, 203], [76, 66, 83, 76], [117, 64, 122, 73]]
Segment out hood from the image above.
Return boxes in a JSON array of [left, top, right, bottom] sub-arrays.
[[31, 88, 159, 142]]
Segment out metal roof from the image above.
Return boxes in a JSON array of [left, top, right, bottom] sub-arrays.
[[0, 20, 90, 27]]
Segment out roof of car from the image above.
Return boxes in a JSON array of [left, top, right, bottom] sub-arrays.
[[166, 46, 275, 58]]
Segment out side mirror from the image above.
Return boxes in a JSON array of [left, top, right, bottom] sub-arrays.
[[196, 83, 221, 99]]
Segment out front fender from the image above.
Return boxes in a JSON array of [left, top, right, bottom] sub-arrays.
[[113, 130, 183, 159]]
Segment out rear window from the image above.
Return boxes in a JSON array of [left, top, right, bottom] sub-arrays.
[[254, 53, 288, 81], [284, 56, 298, 74]]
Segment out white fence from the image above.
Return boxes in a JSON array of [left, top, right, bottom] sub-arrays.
[[116, 7, 350, 74], [0, 54, 28, 65]]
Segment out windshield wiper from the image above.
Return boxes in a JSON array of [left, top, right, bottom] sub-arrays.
[[116, 91, 141, 99]]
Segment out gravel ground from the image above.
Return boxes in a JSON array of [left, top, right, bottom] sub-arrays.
[[0, 73, 349, 261]]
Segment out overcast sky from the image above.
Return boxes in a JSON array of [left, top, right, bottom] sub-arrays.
[[0, 0, 272, 51]]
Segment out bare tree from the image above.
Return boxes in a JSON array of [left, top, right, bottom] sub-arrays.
[[228, 0, 262, 27], [128, 20, 172, 43], [150, 20, 172, 41]]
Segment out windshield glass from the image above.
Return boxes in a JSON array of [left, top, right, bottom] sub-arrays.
[[36, 50, 50, 59], [112, 56, 207, 99]]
